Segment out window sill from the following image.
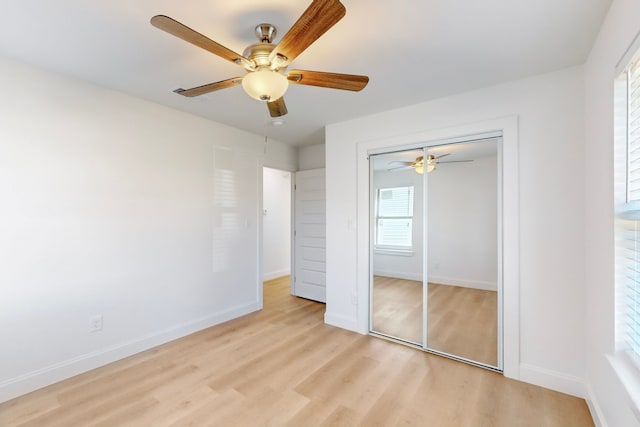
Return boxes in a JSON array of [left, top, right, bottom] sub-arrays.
[[374, 248, 414, 257], [607, 353, 640, 421]]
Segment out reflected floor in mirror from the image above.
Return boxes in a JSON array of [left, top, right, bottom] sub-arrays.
[[372, 276, 497, 367]]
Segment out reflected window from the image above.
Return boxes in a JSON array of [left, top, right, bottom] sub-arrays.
[[375, 186, 414, 249]]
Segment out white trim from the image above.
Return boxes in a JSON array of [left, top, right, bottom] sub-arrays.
[[428, 276, 498, 291], [290, 171, 296, 296], [367, 131, 503, 156], [586, 382, 609, 427], [263, 269, 291, 281], [422, 146, 429, 349], [0, 301, 260, 404], [496, 137, 505, 370], [373, 270, 422, 282], [325, 311, 366, 334], [501, 117, 520, 379], [607, 353, 640, 422], [519, 363, 587, 398], [371, 272, 498, 291], [356, 116, 519, 379], [257, 163, 265, 310]]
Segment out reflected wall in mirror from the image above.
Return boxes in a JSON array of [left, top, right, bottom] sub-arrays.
[[426, 139, 499, 366], [370, 149, 424, 345]]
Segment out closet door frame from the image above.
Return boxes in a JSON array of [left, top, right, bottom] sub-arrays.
[[357, 116, 519, 380]]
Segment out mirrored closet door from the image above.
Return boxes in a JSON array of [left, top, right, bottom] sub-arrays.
[[370, 137, 502, 370], [370, 149, 424, 345]]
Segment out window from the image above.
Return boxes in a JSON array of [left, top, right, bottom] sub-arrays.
[[615, 50, 640, 369], [375, 186, 414, 250]]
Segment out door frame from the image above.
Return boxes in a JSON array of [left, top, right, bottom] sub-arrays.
[[259, 165, 296, 309], [355, 116, 520, 380]]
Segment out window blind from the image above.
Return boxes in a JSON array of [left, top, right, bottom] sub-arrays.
[[616, 54, 640, 368], [628, 58, 640, 202]]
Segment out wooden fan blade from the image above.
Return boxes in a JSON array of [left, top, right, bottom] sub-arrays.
[[287, 70, 369, 91], [174, 78, 242, 97], [151, 15, 251, 68], [267, 97, 288, 117], [270, 0, 346, 66], [387, 161, 413, 166], [433, 153, 451, 159]]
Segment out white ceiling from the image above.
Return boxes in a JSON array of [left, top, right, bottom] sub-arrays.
[[0, 0, 611, 147]]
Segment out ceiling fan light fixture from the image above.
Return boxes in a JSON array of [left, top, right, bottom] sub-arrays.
[[242, 69, 289, 102], [413, 155, 436, 174]]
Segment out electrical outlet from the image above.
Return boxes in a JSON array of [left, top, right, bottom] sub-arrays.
[[351, 293, 358, 305], [90, 314, 103, 332]]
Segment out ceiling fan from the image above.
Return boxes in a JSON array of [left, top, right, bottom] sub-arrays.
[[150, 0, 369, 118], [388, 154, 473, 174]]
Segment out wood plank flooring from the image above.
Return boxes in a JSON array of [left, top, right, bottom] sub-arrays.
[[372, 276, 497, 366], [0, 276, 593, 426]]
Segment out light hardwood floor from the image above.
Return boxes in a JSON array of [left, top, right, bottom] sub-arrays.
[[372, 276, 497, 366], [1, 276, 593, 426]]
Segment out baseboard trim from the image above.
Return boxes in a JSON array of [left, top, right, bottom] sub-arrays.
[[0, 301, 260, 404], [372, 270, 421, 282], [372, 271, 497, 291], [586, 382, 608, 427], [324, 312, 366, 334], [428, 275, 497, 291], [519, 363, 587, 398], [263, 269, 290, 281]]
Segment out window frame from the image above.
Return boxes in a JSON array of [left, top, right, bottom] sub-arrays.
[[615, 53, 640, 365], [374, 185, 415, 252], [612, 36, 640, 416]]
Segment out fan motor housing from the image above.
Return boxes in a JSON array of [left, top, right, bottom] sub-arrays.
[[243, 42, 276, 68], [242, 24, 288, 70]]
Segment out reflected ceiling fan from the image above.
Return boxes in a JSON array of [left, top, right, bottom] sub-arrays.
[[150, 0, 369, 118], [388, 154, 473, 174]]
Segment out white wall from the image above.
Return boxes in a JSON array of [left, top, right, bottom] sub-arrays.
[[428, 154, 498, 291], [263, 167, 291, 281], [0, 55, 296, 403], [584, 0, 640, 425], [298, 143, 326, 170], [326, 66, 586, 397], [372, 168, 424, 281]]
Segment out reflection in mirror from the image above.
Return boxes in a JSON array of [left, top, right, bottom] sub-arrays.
[[370, 149, 424, 345], [426, 139, 499, 366]]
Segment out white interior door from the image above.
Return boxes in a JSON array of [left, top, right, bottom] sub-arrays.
[[293, 168, 326, 302]]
